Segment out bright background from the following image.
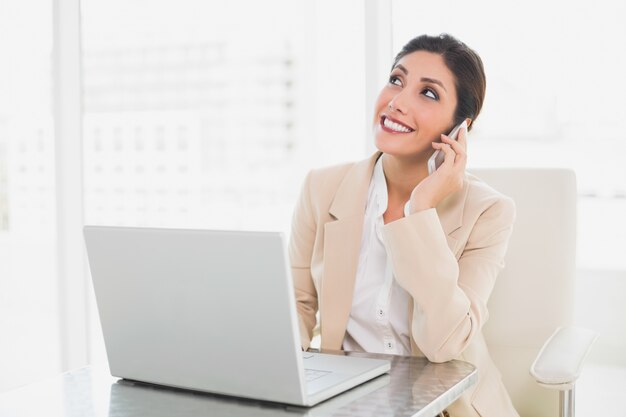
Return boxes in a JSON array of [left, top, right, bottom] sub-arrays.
[[1, 0, 625, 397]]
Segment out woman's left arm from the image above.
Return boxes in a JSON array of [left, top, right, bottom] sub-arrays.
[[382, 196, 515, 363]]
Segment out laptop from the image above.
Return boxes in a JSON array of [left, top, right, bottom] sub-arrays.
[[83, 226, 390, 407], [110, 371, 390, 416]]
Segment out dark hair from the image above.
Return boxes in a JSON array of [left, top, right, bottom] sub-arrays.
[[392, 33, 486, 131]]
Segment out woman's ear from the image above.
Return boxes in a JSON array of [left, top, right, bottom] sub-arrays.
[[465, 118, 472, 128]]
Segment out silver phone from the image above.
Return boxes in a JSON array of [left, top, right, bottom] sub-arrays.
[[427, 120, 468, 175]]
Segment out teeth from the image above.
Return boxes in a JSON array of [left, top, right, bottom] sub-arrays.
[[384, 117, 412, 133]]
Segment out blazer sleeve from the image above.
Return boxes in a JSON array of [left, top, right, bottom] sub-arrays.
[[382, 196, 515, 363], [288, 171, 318, 350]]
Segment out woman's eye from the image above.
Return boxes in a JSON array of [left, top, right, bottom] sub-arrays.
[[423, 88, 438, 100], [389, 75, 402, 86]]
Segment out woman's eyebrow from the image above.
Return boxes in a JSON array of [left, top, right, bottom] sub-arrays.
[[394, 64, 409, 75], [421, 77, 447, 92], [393, 64, 448, 93]]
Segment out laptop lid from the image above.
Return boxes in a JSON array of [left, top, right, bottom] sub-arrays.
[[84, 226, 307, 405]]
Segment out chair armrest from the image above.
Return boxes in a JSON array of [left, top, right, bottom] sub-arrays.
[[530, 326, 597, 390]]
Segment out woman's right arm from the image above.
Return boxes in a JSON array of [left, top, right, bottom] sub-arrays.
[[288, 171, 318, 350]]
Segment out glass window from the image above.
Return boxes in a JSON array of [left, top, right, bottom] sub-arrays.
[[81, 0, 367, 233], [81, 0, 367, 363], [0, 0, 61, 390]]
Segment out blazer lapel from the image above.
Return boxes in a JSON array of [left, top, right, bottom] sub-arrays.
[[320, 152, 380, 350]]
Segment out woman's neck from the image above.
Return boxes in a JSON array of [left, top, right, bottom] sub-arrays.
[[381, 153, 429, 202]]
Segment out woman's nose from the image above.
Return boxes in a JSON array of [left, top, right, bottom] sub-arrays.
[[388, 94, 408, 115]]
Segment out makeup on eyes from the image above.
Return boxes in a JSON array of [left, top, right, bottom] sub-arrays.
[[422, 88, 438, 100], [388, 73, 444, 102]]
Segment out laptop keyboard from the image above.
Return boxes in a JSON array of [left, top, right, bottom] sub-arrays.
[[304, 368, 331, 382]]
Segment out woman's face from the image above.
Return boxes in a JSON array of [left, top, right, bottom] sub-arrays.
[[373, 51, 458, 159]]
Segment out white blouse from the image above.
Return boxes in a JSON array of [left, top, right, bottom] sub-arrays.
[[342, 157, 412, 355]]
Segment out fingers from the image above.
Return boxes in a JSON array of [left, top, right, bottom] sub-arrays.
[[433, 131, 467, 168], [441, 130, 466, 154], [440, 128, 467, 164], [431, 140, 455, 168]]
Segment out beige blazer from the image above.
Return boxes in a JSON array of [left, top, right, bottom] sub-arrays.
[[289, 152, 520, 417]]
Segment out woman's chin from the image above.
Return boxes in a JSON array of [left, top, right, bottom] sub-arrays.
[[374, 137, 428, 160]]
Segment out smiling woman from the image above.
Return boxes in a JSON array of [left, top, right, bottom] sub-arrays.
[[290, 34, 519, 417], [375, 51, 459, 160], [386, 34, 486, 130]]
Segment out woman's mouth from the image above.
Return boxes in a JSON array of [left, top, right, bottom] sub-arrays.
[[380, 115, 415, 134]]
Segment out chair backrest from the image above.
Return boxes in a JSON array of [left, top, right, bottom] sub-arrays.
[[470, 169, 577, 417]]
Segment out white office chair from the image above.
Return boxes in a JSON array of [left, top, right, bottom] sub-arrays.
[[471, 169, 597, 417]]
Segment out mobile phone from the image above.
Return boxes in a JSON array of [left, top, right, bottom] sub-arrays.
[[427, 120, 468, 175]]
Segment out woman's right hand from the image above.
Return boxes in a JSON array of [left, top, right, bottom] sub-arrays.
[[408, 126, 468, 213]]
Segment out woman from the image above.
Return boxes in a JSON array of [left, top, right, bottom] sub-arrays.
[[289, 34, 519, 417]]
